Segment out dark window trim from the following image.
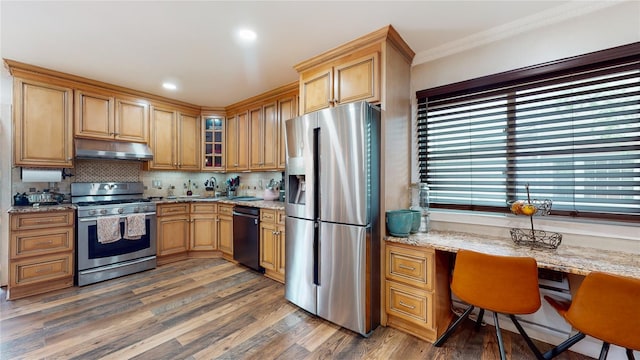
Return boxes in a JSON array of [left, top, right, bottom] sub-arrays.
[[416, 42, 640, 100]]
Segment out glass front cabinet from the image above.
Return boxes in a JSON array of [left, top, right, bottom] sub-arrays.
[[202, 116, 225, 171]]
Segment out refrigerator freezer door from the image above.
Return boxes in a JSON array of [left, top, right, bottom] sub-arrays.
[[284, 216, 317, 315], [318, 102, 373, 226], [317, 222, 370, 336], [284, 114, 317, 220]]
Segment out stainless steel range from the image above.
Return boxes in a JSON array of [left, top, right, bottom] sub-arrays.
[[71, 182, 157, 286]]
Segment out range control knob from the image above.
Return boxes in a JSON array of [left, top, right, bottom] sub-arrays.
[[117, 208, 124, 214], [100, 209, 107, 215], [133, 207, 140, 213], [88, 210, 97, 216]]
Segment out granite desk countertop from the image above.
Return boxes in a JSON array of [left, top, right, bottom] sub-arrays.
[[387, 231, 640, 279]]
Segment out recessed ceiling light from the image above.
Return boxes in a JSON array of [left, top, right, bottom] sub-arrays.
[[163, 82, 177, 90], [238, 29, 257, 42]]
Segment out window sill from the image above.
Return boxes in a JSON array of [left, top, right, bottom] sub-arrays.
[[428, 209, 639, 254]]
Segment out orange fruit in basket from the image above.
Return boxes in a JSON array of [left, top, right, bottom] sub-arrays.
[[510, 200, 525, 215], [521, 204, 538, 216]]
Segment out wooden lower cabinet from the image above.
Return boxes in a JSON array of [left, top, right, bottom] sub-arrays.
[[217, 204, 234, 260], [8, 210, 75, 300], [259, 209, 285, 283], [157, 202, 222, 264], [385, 242, 452, 343]]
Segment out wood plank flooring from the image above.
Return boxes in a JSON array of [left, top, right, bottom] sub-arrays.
[[0, 259, 593, 359]]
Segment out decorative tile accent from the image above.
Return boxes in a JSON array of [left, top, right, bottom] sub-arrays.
[[75, 160, 141, 182]]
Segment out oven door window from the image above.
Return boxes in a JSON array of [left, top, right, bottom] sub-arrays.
[[87, 219, 151, 259]]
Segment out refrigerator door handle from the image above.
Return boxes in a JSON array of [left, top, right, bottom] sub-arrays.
[[313, 127, 320, 219], [313, 222, 320, 286]]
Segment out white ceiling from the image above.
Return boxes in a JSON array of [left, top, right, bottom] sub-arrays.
[[1, 1, 611, 107]]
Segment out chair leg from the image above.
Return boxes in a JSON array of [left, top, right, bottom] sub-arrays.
[[543, 332, 586, 359], [627, 348, 636, 360], [599, 342, 610, 360], [494, 312, 507, 360], [509, 314, 544, 360], [476, 308, 485, 330], [434, 305, 475, 347]]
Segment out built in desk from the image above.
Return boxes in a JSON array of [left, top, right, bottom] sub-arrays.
[[387, 230, 640, 279]]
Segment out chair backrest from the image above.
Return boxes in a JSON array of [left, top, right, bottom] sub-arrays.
[[565, 271, 640, 351], [451, 249, 541, 315]]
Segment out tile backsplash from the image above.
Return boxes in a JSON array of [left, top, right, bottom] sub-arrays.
[[12, 159, 283, 201]]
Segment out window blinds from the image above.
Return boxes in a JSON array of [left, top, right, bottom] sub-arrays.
[[417, 43, 640, 219]]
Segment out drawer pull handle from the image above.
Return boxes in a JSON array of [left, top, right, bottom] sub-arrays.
[[36, 266, 53, 274], [399, 264, 416, 271], [399, 301, 415, 310]]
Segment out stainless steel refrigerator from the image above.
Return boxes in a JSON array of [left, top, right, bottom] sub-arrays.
[[284, 101, 380, 336]]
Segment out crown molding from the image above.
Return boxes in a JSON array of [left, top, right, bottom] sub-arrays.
[[412, 0, 626, 66]]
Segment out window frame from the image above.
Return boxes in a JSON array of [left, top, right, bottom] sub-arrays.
[[416, 42, 640, 222]]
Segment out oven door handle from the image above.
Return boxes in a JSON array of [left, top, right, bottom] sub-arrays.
[[78, 212, 157, 222]]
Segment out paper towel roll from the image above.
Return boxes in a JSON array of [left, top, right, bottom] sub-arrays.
[[21, 168, 62, 182]]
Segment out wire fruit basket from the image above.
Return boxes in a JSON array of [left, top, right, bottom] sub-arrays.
[[507, 185, 562, 250]]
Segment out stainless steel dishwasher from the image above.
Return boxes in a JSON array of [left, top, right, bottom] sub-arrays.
[[232, 206, 264, 273]]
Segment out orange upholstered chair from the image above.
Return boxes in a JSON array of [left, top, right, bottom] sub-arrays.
[[544, 271, 640, 360], [434, 249, 544, 360]]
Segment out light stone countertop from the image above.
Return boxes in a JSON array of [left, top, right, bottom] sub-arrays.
[[7, 203, 76, 213], [155, 197, 285, 210], [387, 230, 640, 279]]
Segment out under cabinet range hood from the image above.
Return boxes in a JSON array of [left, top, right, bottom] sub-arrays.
[[75, 138, 154, 161]]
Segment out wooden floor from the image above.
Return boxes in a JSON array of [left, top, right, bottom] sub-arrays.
[[0, 259, 593, 360]]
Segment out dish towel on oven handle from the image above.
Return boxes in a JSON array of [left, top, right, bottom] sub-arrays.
[[124, 213, 146, 240], [97, 215, 121, 244]]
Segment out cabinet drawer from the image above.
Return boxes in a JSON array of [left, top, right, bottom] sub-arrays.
[[10, 253, 73, 287], [386, 244, 434, 290], [260, 209, 276, 223], [190, 202, 217, 214], [218, 204, 234, 216], [276, 210, 285, 225], [11, 211, 74, 230], [11, 227, 73, 259], [158, 204, 189, 216], [386, 280, 434, 329]]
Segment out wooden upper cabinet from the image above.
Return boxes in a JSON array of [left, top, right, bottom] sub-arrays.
[[295, 25, 414, 116], [226, 111, 249, 171], [277, 95, 298, 170], [202, 115, 225, 171], [300, 68, 333, 114], [249, 102, 278, 170], [75, 90, 148, 143], [148, 106, 200, 171], [149, 106, 176, 170], [115, 97, 149, 143], [299, 51, 379, 114], [75, 90, 115, 140], [13, 78, 73, 168], [177, 112, 201, 170]]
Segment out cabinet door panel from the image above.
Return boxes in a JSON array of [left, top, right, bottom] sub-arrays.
[[150, 107, 176, 169], [334, 52, 379, 105], [249, 107, 262, 169], [75, 90, 114, 139], [301, 69, 332, 114], [262, 102, 278, 169], [191, 215, 217, 251], [277, 96, 297, 169], [218, 216, 233, 255], [116, 99, 148, 143], [178, 113, 200, 170], [14, 79, 73, 167], [158, 215, 189, 256], [260, 222, 277, 271]]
